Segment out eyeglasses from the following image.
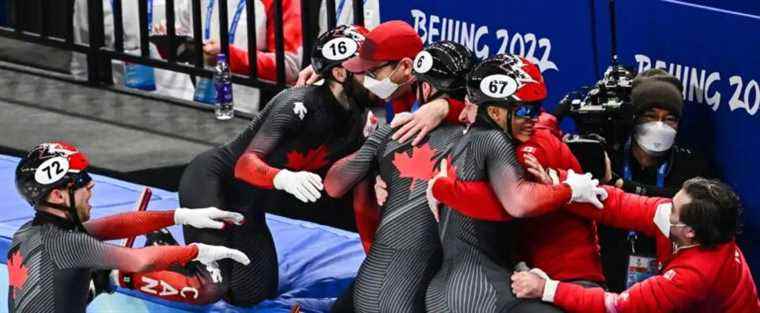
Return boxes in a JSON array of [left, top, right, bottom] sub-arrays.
[[365, 62, 394, 79], [513, 103, 541, 119]]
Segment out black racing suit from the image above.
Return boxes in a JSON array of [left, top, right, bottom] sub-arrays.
[[178, 85, 371, 306], [325, 124, 467, 313], [7, 211, 199, 313]]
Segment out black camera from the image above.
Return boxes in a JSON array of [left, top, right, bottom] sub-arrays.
[[560, 65, 636, 179]]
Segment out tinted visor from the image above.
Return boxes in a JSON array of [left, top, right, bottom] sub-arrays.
[[513, 103, 542, 119], [71, 171, 92, 189]]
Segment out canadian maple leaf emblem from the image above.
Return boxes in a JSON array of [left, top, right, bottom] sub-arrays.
[[8, 250, 28, 299], [286, 145, 329, 171], [392, 144, 440, 191]]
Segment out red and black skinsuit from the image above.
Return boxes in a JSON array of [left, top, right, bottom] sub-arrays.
[[6, 210, 204, 313], [324, 123, 467, 313], [433, 114, 605, 286], [123, 85, 372, 307], [426, 126, 573, 313]]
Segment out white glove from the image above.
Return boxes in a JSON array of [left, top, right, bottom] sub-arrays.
[[563, 170, 608, 209], [192, 243, 250, 266], [174, 207, 244, 229], [273, 169, 323, 203], [426, 159, 449, 222]]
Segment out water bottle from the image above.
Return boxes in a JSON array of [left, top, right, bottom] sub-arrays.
[[213, 54, 234, 120]]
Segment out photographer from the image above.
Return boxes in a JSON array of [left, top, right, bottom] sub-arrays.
[[606, 69, 711, 197], [600, 69, 713, 291]]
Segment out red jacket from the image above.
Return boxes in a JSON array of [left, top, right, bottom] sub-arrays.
[[514, 128, 604, 283], [554, 187, 760, 313]]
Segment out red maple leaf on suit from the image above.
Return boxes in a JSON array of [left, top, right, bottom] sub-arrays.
[[8, 250, 28, 299], [392, 144, 439, 191], [286, 145, 329, 171]]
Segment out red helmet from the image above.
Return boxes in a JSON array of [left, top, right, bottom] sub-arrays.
[[15, 142, 91, 207], [311, 25, 369, 76], [466, 54, 547, 107]]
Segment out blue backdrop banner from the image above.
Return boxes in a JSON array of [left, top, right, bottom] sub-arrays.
[[593, 0, 760, 282], [380, 0, 600, 112]]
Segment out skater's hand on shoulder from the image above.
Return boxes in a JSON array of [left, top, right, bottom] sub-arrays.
[[374, 175, 388, 206], [426, 159, 448, 222]]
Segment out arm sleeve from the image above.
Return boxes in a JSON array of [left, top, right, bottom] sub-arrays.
[[553, 266, 705, 313], [431, 178, 512, 221], [564, 186, 667, 239], [229, 0, 302, 82], [47, 231, 198, 273], [484, 134, 572, 218], [83, 211, 175, 241], [444, 98, 466, 124], [352, 177, 381, 253], [234, 100, 303, 189], [324, 125, 390, 198]]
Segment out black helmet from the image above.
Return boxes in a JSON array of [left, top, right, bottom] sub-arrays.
[[16, 142, 91, 207], [311, 25, 369, 77], [466, 54, 547, 108], [412, 41, 474, 93]]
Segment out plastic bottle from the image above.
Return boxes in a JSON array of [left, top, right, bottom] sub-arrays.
[[213, 54, 234, 120]]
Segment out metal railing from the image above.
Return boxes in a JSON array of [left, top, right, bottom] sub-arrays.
[[0, 0, 365, 98]]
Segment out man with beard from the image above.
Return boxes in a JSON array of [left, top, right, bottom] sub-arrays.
[[116, 25, 379, 307], [7, 142, 249, 313]]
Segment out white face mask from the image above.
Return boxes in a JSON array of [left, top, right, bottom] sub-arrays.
[[363, 65, 401, 100], [634, 121, 677, 156], [653, 202, 674, 238]]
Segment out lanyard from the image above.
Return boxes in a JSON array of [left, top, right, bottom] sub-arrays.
[[411, 100, 420, 112], [623, 137, 668, 253], [622, 138, 668, 189], [146, 0, 153, 32], [204, 0, 247, 43], [384, 100, 394, 123]]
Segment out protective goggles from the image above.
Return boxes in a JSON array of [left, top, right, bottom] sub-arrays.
[[70, 171, 92, 189], [512, 103, 542, 119]]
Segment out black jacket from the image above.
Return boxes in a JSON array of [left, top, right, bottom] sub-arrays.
[[611, 144, 712, 198]]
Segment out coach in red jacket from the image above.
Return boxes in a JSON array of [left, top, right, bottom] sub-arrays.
[[510, 178, 760, 313]]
